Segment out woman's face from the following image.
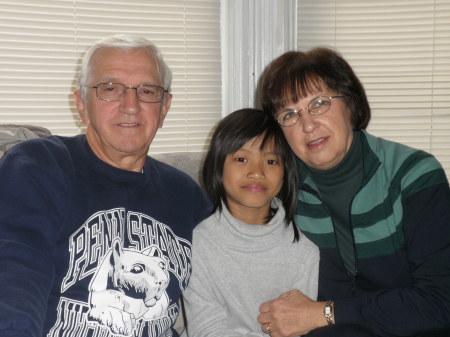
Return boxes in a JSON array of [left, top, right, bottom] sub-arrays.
[[278, 86, 354, 171]]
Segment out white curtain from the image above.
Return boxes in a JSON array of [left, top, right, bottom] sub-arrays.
[[0, 0, 221, 153], [297, 0, 450, 178]]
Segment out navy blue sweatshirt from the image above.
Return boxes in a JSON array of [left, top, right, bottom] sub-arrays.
[[0, 135, 212, 337]]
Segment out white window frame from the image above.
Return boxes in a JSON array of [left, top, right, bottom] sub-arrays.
[[220, 0, 296, 116]]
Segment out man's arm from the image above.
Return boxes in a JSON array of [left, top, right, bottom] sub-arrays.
[[0, 142, 69, 337]]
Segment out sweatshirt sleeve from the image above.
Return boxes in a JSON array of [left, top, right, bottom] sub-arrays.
[[0, 140, 71, 337], [183, 230, 265, 337], [334, 182, 450, 336]]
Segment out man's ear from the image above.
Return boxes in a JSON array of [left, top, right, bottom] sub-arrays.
[[158, 92, 172, 128], [74, 89, 90, 126]]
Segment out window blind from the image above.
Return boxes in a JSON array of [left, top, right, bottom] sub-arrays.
[[0, 0, 221, 153], [297, 0, 450, 179]]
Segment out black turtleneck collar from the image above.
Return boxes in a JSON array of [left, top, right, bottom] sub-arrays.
[[309, 131, 363, 189], [306, 131, 364, 279]]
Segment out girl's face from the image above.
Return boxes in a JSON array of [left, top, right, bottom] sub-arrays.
[[222, 135, 284, 225]]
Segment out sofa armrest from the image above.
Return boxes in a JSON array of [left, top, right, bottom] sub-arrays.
[[0, 124, 52, 159]]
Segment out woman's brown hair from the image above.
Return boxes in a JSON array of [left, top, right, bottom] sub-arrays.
[[261, 47, 371, 130]]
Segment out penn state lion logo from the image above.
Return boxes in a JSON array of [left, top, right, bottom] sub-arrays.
[[88, 238, 170, 336]]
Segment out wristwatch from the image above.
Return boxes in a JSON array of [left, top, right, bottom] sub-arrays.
[[324, 300, 335, 325]]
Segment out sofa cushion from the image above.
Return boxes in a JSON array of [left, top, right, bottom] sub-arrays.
[[152, 151, 205, 187], [0, 124, 52, 159]]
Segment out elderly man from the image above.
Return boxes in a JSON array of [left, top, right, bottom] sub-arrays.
[[0, 34, 211, 337]]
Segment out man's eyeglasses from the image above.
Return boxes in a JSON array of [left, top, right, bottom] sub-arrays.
[[85, 82, 168, 103], [276, 96, 344, 127]]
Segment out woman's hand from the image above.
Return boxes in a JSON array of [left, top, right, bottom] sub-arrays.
[[257, 290, 326, 337]]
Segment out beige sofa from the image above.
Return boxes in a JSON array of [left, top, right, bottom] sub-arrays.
[[151, 151, 205, 186]]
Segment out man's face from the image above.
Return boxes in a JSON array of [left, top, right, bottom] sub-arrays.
[[75, 47, 171, 170]]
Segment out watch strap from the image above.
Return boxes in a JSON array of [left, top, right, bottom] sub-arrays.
[[324, 300, 335, 325]]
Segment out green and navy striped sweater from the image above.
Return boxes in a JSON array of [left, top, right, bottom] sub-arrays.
[[295, 131, 450, 337]]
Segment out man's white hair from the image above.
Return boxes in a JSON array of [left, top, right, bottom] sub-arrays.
[[77, 34, 172, 101]]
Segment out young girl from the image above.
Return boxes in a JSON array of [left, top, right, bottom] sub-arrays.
[[183, 108, 319, 337]]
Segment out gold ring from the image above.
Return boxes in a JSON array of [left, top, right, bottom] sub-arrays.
[[266, 323, 271, 334]]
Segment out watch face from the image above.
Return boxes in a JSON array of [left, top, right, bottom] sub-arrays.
[[324, 301, 334, 325]]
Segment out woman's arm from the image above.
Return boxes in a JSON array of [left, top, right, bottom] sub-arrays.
[[258, 290, 327, 337], [335, 183, 450, 336], [258, 183, 450, 337]]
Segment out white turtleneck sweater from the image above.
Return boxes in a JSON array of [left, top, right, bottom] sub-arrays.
[[183, 198, 319, 337]]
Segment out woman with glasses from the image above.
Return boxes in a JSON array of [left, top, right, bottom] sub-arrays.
[[256, 48, 450, 337]]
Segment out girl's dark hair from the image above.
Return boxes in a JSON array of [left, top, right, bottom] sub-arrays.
[[262, 47, 371, 130], [202, 108, 299, 241]]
